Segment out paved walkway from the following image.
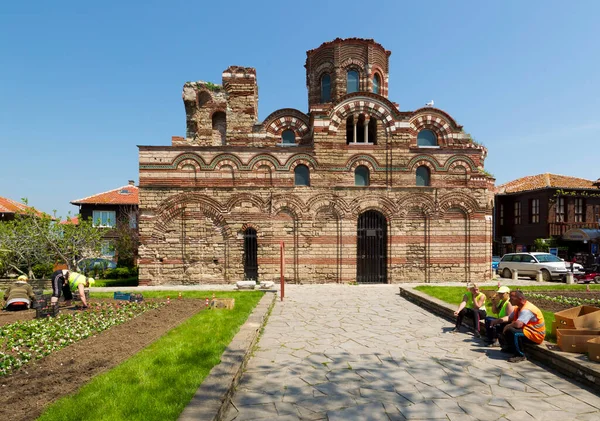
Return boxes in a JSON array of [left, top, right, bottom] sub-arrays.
[[223, 284, 600, 421]]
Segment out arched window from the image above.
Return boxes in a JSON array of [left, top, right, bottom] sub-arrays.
[[355, 166, 370, 186], [212, 111, 227, 145], [320, 74, 331, 102], [368, 117, 377, 144], [294, 165, 310, 186], [346, 114, 370, 144], [373, 74, 381, 94], [417, 129, 437, 147], [347, 70, 359, 93], [281, 129, 295, 145], [416, 166, 431, 186]]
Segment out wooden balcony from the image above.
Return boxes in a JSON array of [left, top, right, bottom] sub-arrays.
[[548, 222, 599, 236]]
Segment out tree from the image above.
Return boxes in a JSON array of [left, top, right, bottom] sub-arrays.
[[111, 206, 140, 267], [0, 201, 105, 277]]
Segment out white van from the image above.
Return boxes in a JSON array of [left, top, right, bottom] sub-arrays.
[[498, 252, 568, 282]]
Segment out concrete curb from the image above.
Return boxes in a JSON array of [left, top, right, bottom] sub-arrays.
[[178, 291, 276, 421], [399, 286, 600, 393]]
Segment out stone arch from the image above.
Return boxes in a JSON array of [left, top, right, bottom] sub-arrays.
[[172, 153, 207, 170], [247, 154, 282, 171], [151, 193, 230, 239], [224, 193, 267, 213], [306, 193, 350, 217], [271, 194, 305, 217], [212, 155, 243, 171], [442, 155, 478, 172], [349, 195, 396, 220], [438, 192, 480, 217], [409, 111, 457, 146], [407, 155, 442, 171], [397, 194, 436, 218], [197, 91, 213, 107], [211, 110, 227, 145], [263, 109, 311, 143], [329, 97, 394, 135], [283, 154, 318, 171]]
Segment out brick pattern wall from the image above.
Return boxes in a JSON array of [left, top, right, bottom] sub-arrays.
[[137, 38, 494, 286]]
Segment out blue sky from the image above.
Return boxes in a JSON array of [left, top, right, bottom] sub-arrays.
[[2, 1, 599, 218]]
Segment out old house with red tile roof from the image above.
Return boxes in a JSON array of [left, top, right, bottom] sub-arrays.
[[0, 196, 46, 221], [70, 181, 139, 261], [495, 173, 600, 258]]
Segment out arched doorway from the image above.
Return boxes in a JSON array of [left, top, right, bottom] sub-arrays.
[[357, 210, 387, 283], [244, 227, 258, 280]]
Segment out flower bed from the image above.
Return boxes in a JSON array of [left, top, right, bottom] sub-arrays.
[[526, 291, 600, 313], [0, 301, 163, 376]]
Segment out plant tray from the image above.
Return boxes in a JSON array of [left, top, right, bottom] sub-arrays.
[[210, 298, 235, 309], [129, 293, 143, 303], [35, 305, 60, 318], [114, 292, 131, 301]]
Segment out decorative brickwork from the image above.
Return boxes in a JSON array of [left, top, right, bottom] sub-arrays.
[[138, 38, 494, 285]]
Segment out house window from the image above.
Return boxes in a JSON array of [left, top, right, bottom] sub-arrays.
[[347, 70, 359, 93], [294, 165, 310, 186], [281, 129, 295, 145], [575, 198, 585, 222], [92, 210, 116, 228], [320, 73, 331, 102], [514, 202, 521, 225], [499, 204, 504, 226], [101, 241, 115, 258], [417, 129, 437, 147], [355, 166, 370, 186], [129, 213, 137, 229], [416, 166, 431, 187], [556, 197, 565, 222], [373, 74, 381, 94], [530, 199, 539, 223]]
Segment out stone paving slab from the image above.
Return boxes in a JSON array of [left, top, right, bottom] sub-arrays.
[[220, 285, 600, 421]]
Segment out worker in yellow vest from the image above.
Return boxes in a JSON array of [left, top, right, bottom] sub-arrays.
[[67, 272, 95, 309], [453, 283, 486, 338], [485, 286, 514, 347]]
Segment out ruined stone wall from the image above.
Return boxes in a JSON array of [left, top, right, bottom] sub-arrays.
[[137, 38, 494, 286]]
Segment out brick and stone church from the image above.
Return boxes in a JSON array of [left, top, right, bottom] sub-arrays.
[[138, 38, 494, 285]]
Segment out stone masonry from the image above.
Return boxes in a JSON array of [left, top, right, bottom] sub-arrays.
[[137, 38, 495, 285]]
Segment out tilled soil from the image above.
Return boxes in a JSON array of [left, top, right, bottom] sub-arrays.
[[526, 291, 600, 313], [0, 299, 206, 421]]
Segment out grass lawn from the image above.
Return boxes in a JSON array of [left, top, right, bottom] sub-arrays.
[[414, 284, 600, 343], [37, 290, 265, 421]]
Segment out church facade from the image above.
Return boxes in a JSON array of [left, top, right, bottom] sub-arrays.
[[137, 38, 494, 285]]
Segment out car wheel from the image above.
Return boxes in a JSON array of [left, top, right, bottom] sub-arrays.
[[541, 269, 551, 282], [594, 276, 600, 284], [502, 268, 512, 279]]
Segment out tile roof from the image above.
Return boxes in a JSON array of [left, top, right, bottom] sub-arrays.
[[497, 173, 597, 194], [59, 216, 79, 225], [71, 184, 139, 205], [0, 196, 40, 215]]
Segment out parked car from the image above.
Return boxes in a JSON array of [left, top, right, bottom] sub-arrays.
[[491, 256, 501, 273], [77, 258, 117, 273], [497, 252, 568, 282]]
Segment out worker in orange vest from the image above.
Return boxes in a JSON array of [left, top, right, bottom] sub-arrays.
[[501, 290, 545, 363]]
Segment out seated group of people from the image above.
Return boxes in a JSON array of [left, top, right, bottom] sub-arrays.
[[453, 283, 545, 363], [3, 270, 95, 311]]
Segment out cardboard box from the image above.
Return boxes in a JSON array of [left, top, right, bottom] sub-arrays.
[[588, 337, 600, 362], [557, 329, 600, 353], [552, 305, 600, 335]]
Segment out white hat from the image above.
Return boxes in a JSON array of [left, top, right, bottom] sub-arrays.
[[497, 286, 510, 294]]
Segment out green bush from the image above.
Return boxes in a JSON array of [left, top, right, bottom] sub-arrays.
[[105, 267, 131, 279], [32, 263, 54, 279]]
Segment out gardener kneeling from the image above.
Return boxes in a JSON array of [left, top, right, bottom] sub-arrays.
[[67, 272, 95, 309], [3, 275, 36, 311]]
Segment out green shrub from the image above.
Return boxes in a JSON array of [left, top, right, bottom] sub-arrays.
[[32, 263, 54, 278], [105, 267, 131, 279]]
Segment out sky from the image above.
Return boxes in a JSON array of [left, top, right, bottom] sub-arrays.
[[2, 1, 599, 219]]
